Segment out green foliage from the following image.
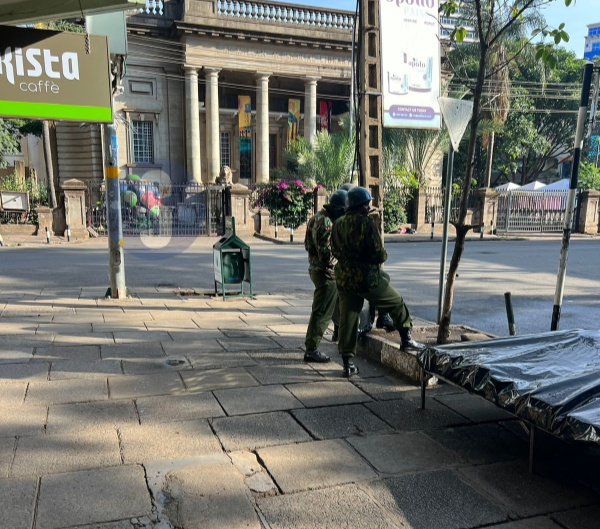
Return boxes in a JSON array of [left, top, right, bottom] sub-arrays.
[[0, 172, 49, 225], [0, 119, 43, 168], [251, 179, 316, 229], [579, 162, 600, 191], [285, 131, 354, 192], [383, 192, 408, 233]]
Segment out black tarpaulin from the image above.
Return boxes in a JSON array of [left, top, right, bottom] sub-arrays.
[[417, 329, 600, 444]]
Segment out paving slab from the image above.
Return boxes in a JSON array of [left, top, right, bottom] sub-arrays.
[[214, 384, 303, 416], [92, 323, 147, 333], [366, 397, 467, 431], [364, 470, 507, 529], [221, 328, 275, 338], [36, 465, 152, 529], [52, 333, 115, 346], [0, 437, 15, 476], [425, 424, 527, 465], [49, 359, 122, 380], [181, 368, 259, 393], [258, 439, 377, 493], [121, 356, 191, 375], [112, 330, 172, 344], [46, 401, 138, 434], [353, 375, 420, 400], [458, 460, 597, 518], [0, 321, 38, 334], [0, 477, 37, 529], [268, 335, 306, 349], [218, 336, 280, 351], [0, 343, 34, 364], [0, 381, 27, 406], [211, 411, 311, 451], [287, 381, 372, 408], [161, 463, 261, 529], [552, 505, 600, 529], [108, 372, 185, 400], [247, 364, 323, 385], [51, 314, 105, 324], [145, 318, 199, 330], [435, 392, 514, 422], [268, 324, 308, 335], [11, 427, 121, 477], [162, 338, 225, 355], [33, 345, 101, 363], [103, 312, 153, 323], [312, 356, 392, 379], [0, 404, 47, 438], [186, 352, 256, 370], [292, 404, 393, 440], [348, 431, 459, 475], [36, 324, 93, 335], [120, 420, 221, 463], [137, 392, 225, 424], [69, 522, 134, 529], [26, 378, 108, 406], [247, 350, 305, 365], [240, 314, 290, 326], [0, 362, 49, 382], [101, 342, 165, 360], [259, 484, 398, 529]]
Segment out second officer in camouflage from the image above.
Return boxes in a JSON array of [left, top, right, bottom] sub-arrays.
[[303, 189, 348, 363]]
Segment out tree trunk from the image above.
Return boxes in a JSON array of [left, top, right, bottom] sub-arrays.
[[437, 33, 488, 344], [42, 121, 57, 209], [485, 131, 495, 188]]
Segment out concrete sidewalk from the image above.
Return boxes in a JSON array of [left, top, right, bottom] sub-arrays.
[[0, 287, 598, 529]]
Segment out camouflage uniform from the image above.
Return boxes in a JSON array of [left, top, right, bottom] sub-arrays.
[[332, 210, 412, 358], [304, 207, 338, 352]]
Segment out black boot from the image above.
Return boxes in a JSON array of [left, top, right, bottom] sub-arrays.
[[304, 349, 331, 363], [331, 325, 339, 343], [400, 329, 424, 352], [342, 357, 359, 378], [376, 313, 395, 332]]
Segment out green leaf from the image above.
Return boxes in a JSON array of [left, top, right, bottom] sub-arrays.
[[559, 23, 565, 30], [565, 0, 573, 6]]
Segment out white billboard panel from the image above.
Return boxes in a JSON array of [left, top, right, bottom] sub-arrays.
[[380, 0, 441, 130]]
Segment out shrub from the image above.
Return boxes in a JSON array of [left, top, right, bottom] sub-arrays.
[[579, 162, 600, 191], [251, 179, 316, 229], [383, 191, 408, 233]]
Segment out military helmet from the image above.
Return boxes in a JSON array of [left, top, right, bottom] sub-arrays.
[[328, 189, 348, 209], [346, 186, 373, 209], [339, 183, 355, 192]]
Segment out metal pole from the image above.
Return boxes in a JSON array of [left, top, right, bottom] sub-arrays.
[[103, 120, 127, 299], [551, 63, 594, 331], [437, 146, 454, 325], [504, 292, 516, 336], [349, 2, 357, 141]]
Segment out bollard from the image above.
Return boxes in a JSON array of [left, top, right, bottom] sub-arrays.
[[45, 226, 51, 244], [504, 292, 516, 336], [490, 219, 494, 235], [430, 220, 434, 240], [290, 225, 294, 244], [0, 233, 3, 247], [480, 223, 484, 239], [274, 219, 278, 239], [66, 225, 72, 243]]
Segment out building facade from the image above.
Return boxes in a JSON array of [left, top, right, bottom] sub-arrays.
[[584, 23, 600, 61]]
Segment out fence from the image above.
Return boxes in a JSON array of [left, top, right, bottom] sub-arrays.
[[495, 190, 574, 233], [87, 182, 227, 237], [424, 186, 475, 225]]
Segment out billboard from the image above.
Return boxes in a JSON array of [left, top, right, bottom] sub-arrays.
[[380, 0, 441, 130], [0, 26, 112, 123]]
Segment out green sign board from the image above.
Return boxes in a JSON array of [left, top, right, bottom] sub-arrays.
[[0, 26, 112, 123]]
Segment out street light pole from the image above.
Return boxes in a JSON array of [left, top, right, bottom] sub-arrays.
[[437, 145, 454, 324], [551, 62, 595, 331]]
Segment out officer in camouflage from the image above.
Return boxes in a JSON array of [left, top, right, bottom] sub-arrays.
[[303, 189, 348, 363], [332, 186, 423, 377]]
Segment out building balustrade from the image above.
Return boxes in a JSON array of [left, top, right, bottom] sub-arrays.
[[215, 0, 354, 31]]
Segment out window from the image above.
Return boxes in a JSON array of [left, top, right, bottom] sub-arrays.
[[132, 120, 154, 164], [220, 132, 230, 168]]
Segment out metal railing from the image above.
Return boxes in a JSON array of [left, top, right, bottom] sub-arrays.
[[425, 186, 475, 225], [87, 181, 226, 237], [215, 0, 354, 31], [496, 190, 573, 233]]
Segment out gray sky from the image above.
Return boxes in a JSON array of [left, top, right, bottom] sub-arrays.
[[285, 0, 594, 58]]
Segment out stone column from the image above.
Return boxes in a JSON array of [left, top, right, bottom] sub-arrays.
[[473, 188, 499, 233], [256, 73, 271, 184], [205, 68, 221, 183], [412, 187, 428, 233], [304, 77, 319, 145], [61, 179, 88, 239], [184, 66, 201, 183], [578, 190, 600, 234]]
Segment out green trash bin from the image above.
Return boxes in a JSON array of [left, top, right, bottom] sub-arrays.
[[213, 217, 252, 299]]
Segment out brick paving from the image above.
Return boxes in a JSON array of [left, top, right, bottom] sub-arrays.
[[0, 287, 598, 528]]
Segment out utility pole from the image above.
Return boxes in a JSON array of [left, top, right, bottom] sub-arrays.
[[357, 0, 382, 211], [104, 57, 127, 299], [551, 62, 595, 331]]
